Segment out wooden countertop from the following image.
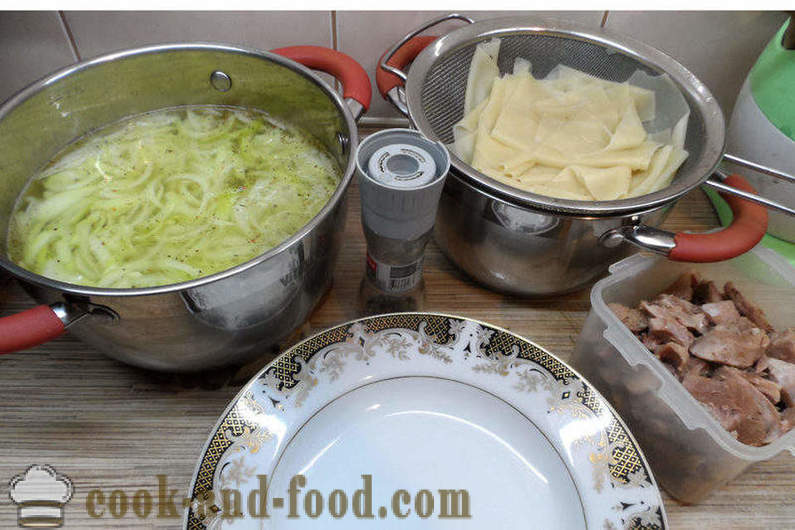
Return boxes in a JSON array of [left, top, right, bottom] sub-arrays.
[[1, 151, 792, 528]]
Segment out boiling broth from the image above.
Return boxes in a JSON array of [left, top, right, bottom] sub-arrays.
[[7, 106, 341, 288]]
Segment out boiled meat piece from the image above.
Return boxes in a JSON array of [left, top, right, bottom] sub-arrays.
[[641, 294, 709, 334], [683, 366, 782, 446], [681, 357, 711, 379], [768, 328, 795, 364], [689, 318, 770, 368], [655, 342, 689, 371], [739, 372, 782, 404], [663, 272, 698, 301], [781, 407, 795, 434], [724, 282, 774, 332], [608, 303, 648, 333], [641, 332, 662, 352], [755, 355, 771, 374], [701, 301, 740, 325], [692, 279, 723, 305], [648, 316, 694, 348], [767, 358, 795, 408]]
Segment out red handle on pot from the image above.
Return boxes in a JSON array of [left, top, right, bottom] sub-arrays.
[[376, 36, 437, 98], [273, 46, 371, 112], [669, 174, 768, 262], [0, 305, 65, 353]]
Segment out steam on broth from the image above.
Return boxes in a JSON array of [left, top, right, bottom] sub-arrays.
[[7, 105, 341, 288]]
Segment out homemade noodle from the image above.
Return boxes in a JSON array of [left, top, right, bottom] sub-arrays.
[[7, 106, 341, 288], [453, 39, 689, 201]]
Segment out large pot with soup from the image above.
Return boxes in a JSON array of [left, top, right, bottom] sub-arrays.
[[377, 15, 785, 296], [0, 43, 371, 371]]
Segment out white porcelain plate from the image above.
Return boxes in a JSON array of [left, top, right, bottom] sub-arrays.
[[185, 313, 667, 529]]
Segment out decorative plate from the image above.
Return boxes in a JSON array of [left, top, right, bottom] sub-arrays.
[[184, 313, 667, 529]]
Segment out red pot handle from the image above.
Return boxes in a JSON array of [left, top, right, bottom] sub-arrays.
[[376, 36, 437, 99], [273, 46, 371, 114], [669, 174, 768, 262], [0, 305, 65, 354]]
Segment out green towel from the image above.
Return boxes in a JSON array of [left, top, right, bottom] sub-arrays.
[[704, 186, 795, 265]]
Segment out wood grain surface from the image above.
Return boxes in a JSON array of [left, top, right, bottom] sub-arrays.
[[0, 138, 792, 528]]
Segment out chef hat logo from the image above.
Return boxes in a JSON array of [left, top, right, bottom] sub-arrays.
[[8, 465, 73, 528]]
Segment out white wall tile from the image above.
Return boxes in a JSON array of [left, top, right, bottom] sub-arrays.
[[8, 11, 782, 125], [337, 11, 606, 119], [0, 12, 77, 103], [604, 11, 787, 118], [63, 11, 334, 58], [63, 11, 338, 95]]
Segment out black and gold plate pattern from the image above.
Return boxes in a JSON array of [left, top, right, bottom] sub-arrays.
[[184, 313, 667, 530]]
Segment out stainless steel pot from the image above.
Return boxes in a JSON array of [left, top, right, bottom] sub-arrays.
[[435, 172, 668, 295], [0, 43, 371, 370], [378, 15, 791, 296]]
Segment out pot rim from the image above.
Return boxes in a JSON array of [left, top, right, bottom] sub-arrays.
[[403, 16, 726, 217], [0, 42, 358, 297], [445, 166, 670, 220]]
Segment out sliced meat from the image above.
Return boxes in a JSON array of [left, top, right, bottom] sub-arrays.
[[720, 367, 784, 446], [663, 272, 698, 301], [648, 316, 694, 348], [781, 407, 795, 434], [683, 366, 782, 446], [641, 332, 662, 352], [692, 279, 724, 305], [655, 342, 689, 371], [689, 319, 770, 368], [740, 372, 781, 404], [641, 294, 709, 334], [701, 301, 741, 325], [767, 328, 795, 364], [682, 357, 711, 379], [767, 358, 795, 408], [627, 272, 791, 447], [724, 281, 774, 332], [755, 355, 770, 374], [609, 303, 648, 333]]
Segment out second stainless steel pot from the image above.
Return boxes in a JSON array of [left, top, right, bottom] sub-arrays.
[[435, 172, 668, 295], [0, 43, 371, 370], [378, 15, 774, 296]]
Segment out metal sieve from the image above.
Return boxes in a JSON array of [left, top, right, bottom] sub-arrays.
[[380, 14, 795, 218]]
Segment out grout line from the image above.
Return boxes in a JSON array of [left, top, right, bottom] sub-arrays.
[[331, 10, 338, 51], [600, 11, 609, 28], [57, 11, 81, 62], [331, 10, 340, 92]]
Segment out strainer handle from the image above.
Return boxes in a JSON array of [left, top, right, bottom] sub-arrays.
[[377, 36, 437, 114], [378, 13, 475, 116], [603, 174, 768, 262], [723, 153, 795, 185], [704, 176, 795, 216]]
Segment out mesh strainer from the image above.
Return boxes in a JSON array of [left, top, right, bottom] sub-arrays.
[[378, 14, 795, 221]]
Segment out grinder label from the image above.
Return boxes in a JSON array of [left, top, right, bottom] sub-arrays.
[[366, 253, 423, 293]]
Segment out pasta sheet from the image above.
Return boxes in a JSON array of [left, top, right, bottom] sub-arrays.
[[452, 38, 690, 201]]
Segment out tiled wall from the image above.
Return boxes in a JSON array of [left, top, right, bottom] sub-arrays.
[[0, 10, 787, 122]]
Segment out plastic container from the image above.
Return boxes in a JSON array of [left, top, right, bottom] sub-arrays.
[[572, 248, 795, 504]]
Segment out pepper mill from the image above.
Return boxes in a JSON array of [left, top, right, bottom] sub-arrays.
[[355, 128, 450, 316]]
